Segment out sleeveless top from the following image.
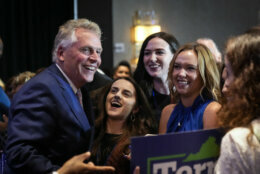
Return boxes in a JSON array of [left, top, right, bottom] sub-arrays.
[[152, 89, 171, 122], [167, 95, 213, 133]]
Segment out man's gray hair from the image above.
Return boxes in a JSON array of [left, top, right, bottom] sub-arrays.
[[52, 18, 102, 62]]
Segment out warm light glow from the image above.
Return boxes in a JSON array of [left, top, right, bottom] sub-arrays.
[[131, 10, 161, 66], [133, 25, 161, 42]]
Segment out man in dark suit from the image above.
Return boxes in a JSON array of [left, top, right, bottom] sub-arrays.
[[5, 19, 114, 174]]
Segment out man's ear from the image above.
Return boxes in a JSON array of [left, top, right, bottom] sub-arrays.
[[57, 46, 65, 62]]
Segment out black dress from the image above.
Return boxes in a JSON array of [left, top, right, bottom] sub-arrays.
[[151, 89, 171, 122]]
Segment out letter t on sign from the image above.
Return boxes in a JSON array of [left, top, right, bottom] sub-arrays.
[[153, 161, 177, 174]]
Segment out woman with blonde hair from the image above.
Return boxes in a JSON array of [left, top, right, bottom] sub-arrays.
[[159, 42, 221, 133]]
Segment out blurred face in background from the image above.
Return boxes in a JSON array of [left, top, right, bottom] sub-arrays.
[[143, 37, 173, 81], [113, 65, 130, 79]]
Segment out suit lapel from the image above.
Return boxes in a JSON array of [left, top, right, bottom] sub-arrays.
[[49, 65, 90, 131]]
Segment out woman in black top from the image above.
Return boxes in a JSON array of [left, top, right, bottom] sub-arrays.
[[133, 32, 179, 123], [91, 77, 157, 173]]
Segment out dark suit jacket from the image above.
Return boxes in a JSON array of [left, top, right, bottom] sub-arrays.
[[5, 64, 95, 174]]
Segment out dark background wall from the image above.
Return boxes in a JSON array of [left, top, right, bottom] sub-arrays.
[[0, 0, 73, 82], [78, 0, 113, 73], [0, 0, 113, 82]]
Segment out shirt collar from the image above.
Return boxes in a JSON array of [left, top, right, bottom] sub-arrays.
[[55, 63, 78, 94]]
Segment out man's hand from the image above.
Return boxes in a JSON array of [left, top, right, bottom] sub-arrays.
[[0, 114, 8, 132], [57, 152, 115, 174]]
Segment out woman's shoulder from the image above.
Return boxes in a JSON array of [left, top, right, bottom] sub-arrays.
[[205, 101, 221, 111], [216, 124, 260, 174], [159, 104, 176, 134], [252, 118, 260, 141], [220, 125, 260, 172], [160, 104, 176, 123], [225, 127, 251, 141], [203, 101, 221, 117], [162, 104, 176, 115], [203, 101, 221, 129], [226, 118, 260, 144], [223, 125, 260, 150]]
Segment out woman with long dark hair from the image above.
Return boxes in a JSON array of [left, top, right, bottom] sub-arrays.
[[133, 32, 179, 123], [91, 77, 157, 173]]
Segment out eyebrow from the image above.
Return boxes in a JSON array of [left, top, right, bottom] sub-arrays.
[[123, 89, 134, 96], [82, 46, 103, 52], [144, 48, 165, 51], [96, 47, 103, 52], [124, 89, 132, 93]]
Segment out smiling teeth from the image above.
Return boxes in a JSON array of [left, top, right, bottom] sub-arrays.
[[85, 66, 95, 71], [178, 81, 188, 85], [149, 65, 159, 68], [111, 101, 121, 107]]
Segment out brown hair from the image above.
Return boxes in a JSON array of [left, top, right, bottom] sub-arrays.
[[6, 71, 36, 99], [218, 33, 260, 131]]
